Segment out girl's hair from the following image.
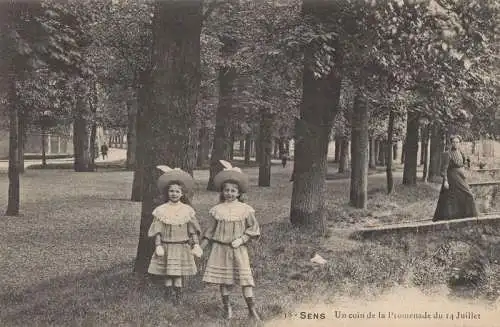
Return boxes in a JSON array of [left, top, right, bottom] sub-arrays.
[[450, 135, 461, 143], [161, 181, 191, 205], [218, 180, 245, 203]]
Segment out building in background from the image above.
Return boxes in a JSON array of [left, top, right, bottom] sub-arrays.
[[0, 125, 107, 159]]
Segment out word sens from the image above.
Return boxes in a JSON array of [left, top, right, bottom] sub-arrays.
[[284, 312, 326, 319]]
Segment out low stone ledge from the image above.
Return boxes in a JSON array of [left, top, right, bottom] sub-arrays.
[[470, 181, 500, 187], [349, 214, 500, 241], [471, 168, 500, 172]]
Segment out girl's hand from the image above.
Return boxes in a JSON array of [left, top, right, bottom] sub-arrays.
[[443, 181, 449, 190], [191, 244, 203, 258], [231, 238, 243, 248], [155, 245, 165, 257], [200, 239, 209, 250]]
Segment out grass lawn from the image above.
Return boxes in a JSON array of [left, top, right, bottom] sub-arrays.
[[0, 163, 499, 327]]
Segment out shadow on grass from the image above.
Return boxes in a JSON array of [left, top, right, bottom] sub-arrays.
[[0, 261, 229, 327], [0, 254, 284, 327], [1, 261, 138, 326]]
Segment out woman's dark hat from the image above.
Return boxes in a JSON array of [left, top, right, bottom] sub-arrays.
[[213, 160, 249, 193]]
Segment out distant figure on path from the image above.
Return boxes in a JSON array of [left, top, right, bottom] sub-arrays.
[[100, 143, 108, 160], [281, 153, 288, 168], [433, 135, 478, 222]]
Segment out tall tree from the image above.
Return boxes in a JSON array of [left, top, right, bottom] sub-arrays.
[[402, 110, 420, 185], [428, 123, 444, 181], [73, 79, 93, 172], [134, 0, 202, 274], [131, 69, 151, 202], [386, 110, 395, 194], [290, 0, 343, 229], [1, 0, 46, 215], [349, 90, 370, 208], [207, 33, 237, 191], [258, 110, 274, 186]]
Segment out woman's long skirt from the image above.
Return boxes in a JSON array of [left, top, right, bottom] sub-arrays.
[[433, 168, 478, 221]]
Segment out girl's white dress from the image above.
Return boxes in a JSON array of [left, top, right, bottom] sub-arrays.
[[202, 201, 260, 286], [147, 202, 201, 276]]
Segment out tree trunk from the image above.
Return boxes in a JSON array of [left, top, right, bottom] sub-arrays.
[[73, 116, 91, 172], [196, 125, 210, 168], [421, 126, 430, 181], [88, 82, 99, 170], [369, 137, 376, 169], [207, 33, 237, 191], [273, 138, 279, 159], [17, 112, 25, 173], [402, 111, 420, 185], [255, 133, 261, 163], [131, 71, 149, 202], [6, 78, 20, 216], [258, 110, 274, 187], [393, 143, 398, 160], [126, 97, 137, 170], [428, 123, 444, 181], [377, 139, 386, 166], [134, 0, 202, 274], [89, 122, 97, 170], [73, 84, 92, 172], [241, 139, 246, 157], [420, 131, 425, 166], [290, 35, 342, 230], [349, 91, 369, 209], [334, 136, 341, 163], [250, 139, 256, 158], [338, 136, 348, 173], [229, 133, 235, 160], [41, 126, 47, 167], [401, 140, 406, 164], [243, 133, 251, 165], [386, 110, 395, 194]]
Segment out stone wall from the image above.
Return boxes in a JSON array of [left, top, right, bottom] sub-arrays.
[[349, 215, 500, 295], [351, 214, 500, 247]]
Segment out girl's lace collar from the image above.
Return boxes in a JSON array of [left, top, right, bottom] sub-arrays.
[[153, 202, 194, 225], [209, 201, 255, 221]]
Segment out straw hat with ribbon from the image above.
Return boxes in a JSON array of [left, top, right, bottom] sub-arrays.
[[213, 160, 249, 193], [156, 165, 195, 194]]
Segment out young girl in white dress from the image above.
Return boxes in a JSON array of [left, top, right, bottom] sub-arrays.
[[148, 166, 203, 305], [200, 161, 261, 321]]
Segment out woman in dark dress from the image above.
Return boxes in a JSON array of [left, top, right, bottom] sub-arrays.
[[433, 135, 478, 221]]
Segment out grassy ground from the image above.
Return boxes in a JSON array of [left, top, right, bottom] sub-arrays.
[[0, 163, 499, 327]]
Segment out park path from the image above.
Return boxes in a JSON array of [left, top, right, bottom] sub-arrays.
[[0, 147, 127, 171]]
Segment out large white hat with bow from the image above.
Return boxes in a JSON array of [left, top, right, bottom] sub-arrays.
[[156, 165, 195, 193], [213, 160, 249, 193]]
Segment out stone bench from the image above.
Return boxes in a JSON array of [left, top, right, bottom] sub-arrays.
[[469, 180, 500, 187], [349, 214, 500, 257], [349, 214, 500, 239], [470, 168, 500, 178], [349, 215, 500, 295]]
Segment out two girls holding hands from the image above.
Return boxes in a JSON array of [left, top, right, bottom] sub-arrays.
[[147, 161, 261, 321]]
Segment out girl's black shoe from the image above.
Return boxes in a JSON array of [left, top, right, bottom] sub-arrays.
[[245, 297, 261, 321]]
